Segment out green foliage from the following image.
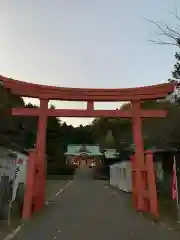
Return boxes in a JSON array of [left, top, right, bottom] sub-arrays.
[[0, 86, 95, 167], [172, 40, 180, 79], [104, 130, 116, 149]]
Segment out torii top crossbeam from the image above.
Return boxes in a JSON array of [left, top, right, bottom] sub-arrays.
[[0, 75, 174, 101]]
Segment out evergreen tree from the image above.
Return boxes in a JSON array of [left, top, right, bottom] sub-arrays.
[[172, 45, 180, 79]]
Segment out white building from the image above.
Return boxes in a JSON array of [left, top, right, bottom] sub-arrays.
[[109, 151, 164, 193], [110, 160, 132, 192]]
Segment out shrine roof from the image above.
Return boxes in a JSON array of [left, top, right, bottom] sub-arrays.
[[65, 144, 102, 156], [104, 149, 119, 159]]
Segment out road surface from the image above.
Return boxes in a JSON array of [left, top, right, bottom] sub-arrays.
[[12, 168, 180, 240]]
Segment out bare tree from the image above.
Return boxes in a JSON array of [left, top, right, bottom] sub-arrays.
[[146, 7, 180, 46], [146, 8, 180, 81]]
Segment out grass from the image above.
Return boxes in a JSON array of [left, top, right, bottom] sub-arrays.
[[159, 196, 176, 220], [158, 192, 180, 230]]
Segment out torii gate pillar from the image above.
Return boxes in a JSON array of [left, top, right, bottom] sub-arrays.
[[33, 99, 49, 212], [132, 101, 146, 211], [131, 100, 159, 217]]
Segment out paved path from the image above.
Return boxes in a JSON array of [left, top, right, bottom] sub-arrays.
[[74, 165, 94, 180], [12, 170, 180, 240]]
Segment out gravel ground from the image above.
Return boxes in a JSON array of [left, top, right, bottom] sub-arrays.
[[9, 168, 180, 240]]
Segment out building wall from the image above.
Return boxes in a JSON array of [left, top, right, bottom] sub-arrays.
[[110, 161, 132, 192]]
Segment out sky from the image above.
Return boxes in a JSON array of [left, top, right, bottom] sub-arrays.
[[0, 0, 179, 126]]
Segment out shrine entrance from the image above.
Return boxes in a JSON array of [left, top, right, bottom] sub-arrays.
[[79, 157, 87, 168], [0, 75, 175, 220]]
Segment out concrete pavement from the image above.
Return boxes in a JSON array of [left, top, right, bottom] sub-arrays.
[[11, 169, 180, 240]]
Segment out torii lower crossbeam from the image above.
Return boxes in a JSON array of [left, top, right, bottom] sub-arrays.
[[11, 107, 166, 118]]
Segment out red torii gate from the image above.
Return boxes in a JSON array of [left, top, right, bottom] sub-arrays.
[[0, 75, 175, 219]]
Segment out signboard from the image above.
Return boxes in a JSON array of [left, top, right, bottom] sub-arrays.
[[14, 158, 23, 165]]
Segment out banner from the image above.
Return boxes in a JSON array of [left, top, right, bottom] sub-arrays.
[[172, 157, 177, 200], [172, 156, 180, 203]]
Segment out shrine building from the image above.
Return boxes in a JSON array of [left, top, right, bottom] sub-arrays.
[[65, 144, 102, 167]]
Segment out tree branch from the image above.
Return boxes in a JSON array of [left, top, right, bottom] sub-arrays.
[[170, 7, 180, 22], [145, 18, 180, 46]]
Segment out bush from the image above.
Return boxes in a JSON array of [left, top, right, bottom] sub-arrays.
[[47, 162, 76, 175]]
